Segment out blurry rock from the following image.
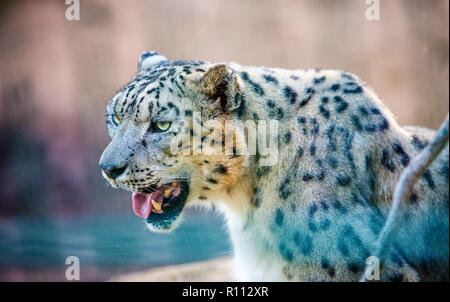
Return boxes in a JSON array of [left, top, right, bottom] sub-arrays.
[[109, 257, 232, 282]]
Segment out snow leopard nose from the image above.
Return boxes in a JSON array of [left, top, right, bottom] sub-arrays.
[[100, 163, 127, 179]]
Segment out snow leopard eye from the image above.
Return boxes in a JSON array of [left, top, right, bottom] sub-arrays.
[[154, 121, 171, 132], [111, 114, 120, 127]]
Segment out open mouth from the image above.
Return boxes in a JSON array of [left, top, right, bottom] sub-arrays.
[[131, 182, 189, 227]]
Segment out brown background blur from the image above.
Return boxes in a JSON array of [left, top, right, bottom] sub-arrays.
[[0, 0, 448, 218]]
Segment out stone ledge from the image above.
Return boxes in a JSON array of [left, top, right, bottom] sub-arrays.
[[109, 257, 233, 282]]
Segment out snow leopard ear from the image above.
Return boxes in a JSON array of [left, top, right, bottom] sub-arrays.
[[138, 51, 168, 72], [195, 64, 241, 112]]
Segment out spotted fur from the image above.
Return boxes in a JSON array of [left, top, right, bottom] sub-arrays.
[[100, 52, 449, 281]]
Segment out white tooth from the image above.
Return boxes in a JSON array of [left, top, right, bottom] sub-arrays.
[[151, 199, 162, 211]]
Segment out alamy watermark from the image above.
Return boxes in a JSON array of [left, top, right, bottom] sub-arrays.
[[65, 0, 80, 21], [365, 0, 380, 21], [65, 256, 80, 280], [364, 256, 380, 280], [168, 112, 279, 167]]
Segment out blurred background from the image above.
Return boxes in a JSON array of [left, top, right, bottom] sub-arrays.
[[0, 0, 448, 281]]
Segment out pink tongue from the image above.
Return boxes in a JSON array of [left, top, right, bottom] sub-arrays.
[[132, 193, 151, 218], [132, 190, 163, 218]]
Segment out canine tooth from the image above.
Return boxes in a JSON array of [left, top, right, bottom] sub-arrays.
[[164, 188, 172, 198], [151, 199, 162, 211]]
